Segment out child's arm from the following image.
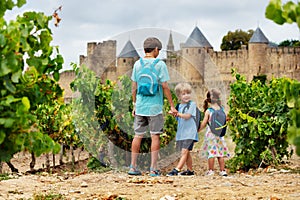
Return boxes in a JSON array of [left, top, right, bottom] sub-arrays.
[[199, 110, 210, 131], [131, 81, 137, 116], [168, 111, 191, 119], [177, 112, 192, 120]]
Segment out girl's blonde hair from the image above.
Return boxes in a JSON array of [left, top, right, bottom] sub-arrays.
[[174, 82, 192, 98]]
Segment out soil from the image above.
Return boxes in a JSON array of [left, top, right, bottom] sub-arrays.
[[0, 147, 300, 200]]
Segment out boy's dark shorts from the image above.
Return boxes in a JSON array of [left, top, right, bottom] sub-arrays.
[[176, 139, 194, 151], [134, 114, 163, 135]]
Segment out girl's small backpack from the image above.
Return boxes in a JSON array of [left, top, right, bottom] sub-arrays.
[[208, 107, 227, 137]]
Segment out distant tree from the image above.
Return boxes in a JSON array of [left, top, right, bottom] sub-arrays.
[[220, 29, 254, 51], [278, 39, 300, 47]]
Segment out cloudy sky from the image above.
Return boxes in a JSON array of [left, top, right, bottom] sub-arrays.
[[5, 0, 300, 71]]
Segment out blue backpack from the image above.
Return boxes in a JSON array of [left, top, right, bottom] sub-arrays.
[[176, 101, 201, 131], [137, 58, 160, 96], [208, 107, 227, 137]]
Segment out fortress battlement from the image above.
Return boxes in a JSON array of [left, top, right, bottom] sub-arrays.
[[211, 48, 247, 60], [268, 46, 300, 54], [59, 26, 300, 105]]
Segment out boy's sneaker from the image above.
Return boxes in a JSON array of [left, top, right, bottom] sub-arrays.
[[149, 168, 160, 177], [166, 168, 179, 176], [219, 170, 228, 176], [205, 170, 215, 176], [179, 170, 194, 176], [128, 165, 142, 176]]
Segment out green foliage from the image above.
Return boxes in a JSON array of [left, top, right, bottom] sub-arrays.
[[265, 0, 300, 156], [0, 173, 11, 181], [266, 0, 300, 28], [71, 64, 107, 159], [0, 4, 65, 162], [87, 156, 111, 172], [33, 192, 65, 200], [110, 75, 134, 152], [227, 70, 292, 172], [220, 29, 254, 51], [34, 101, 80, 156], [0, 0, 26, 18], [71, 65, 178, 168], [284, 78, 300, 156]]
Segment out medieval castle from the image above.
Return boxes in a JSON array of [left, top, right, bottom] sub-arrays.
[[59, 26, 300, 107]]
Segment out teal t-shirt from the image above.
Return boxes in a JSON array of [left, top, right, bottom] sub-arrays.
[[131, 58, 170, 116], [176, 101, 199, 142]]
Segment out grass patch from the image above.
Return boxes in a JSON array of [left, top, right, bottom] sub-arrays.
[[33, 193, 65, 200], [0, 173, 11, 181], [87, 157, 112, 173]]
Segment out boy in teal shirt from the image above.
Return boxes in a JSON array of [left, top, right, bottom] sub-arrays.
[[129, 37, 177, 176]]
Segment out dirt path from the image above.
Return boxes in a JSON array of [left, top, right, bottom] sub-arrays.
[[0, 150, 300, 200], [1, 169, 300, 200]]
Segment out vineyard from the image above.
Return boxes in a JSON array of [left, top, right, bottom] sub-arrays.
[[0, 1, 300, 199]]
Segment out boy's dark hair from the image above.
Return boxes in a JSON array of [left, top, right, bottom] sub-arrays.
[[143, 37, 162, 53]]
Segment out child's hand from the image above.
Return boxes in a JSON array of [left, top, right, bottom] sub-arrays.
[[168, 110, 177, 117], [168, 110, 173, 115]]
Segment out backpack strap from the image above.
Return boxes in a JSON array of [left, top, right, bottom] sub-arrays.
[[140, 58, 160, 68], [182, 101, 190, 113], [207, 107, 214, 126], [139, 58, 145, 67], [208, 106, 225, 112], [208, 107, 214, 112], [151, 58, 160, 67], [175, 103, 179, 111], [175, 103, 180, 121], [187, 101, 197, 126]]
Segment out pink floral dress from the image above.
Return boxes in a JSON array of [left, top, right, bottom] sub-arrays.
[[201, 110, 230, 159]]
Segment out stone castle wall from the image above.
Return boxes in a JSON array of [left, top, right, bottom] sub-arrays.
[[267, 47, 300, 80], [60, 37, 300, 108], [58, 70, 77, 103], [81, 40, 117, 78]]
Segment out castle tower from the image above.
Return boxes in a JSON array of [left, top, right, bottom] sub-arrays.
[[82, 40, 117, 78], [58, 70, 78, 103], [179, 26, 213, 104], [184, 26, 213, 49], [248, 27, 269, 79], [167, 31, 175, 58], [181, 26, 212, 81], [166, 31, 181, 86], [117, 40, 140, 77]]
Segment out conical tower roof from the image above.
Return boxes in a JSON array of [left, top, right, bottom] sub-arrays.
[[184, 26, 212, 48], [167, 31, 174, 51], [249, 27, 269, 44], [118, 40, 139, 58]]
